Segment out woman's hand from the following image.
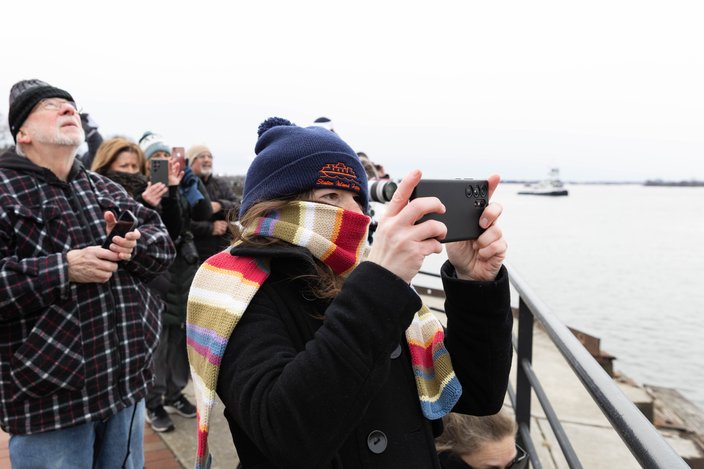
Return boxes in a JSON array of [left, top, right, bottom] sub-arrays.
[[445, 174, 507, 281], [367, 169, 447, 283], [168, 158, 184, 186], [141, 182, 168, 207]]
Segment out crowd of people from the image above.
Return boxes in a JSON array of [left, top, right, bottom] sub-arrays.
[[0, 80, 517, 469]]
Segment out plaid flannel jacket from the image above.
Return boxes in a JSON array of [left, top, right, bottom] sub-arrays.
[[0, 150, 175, 434]]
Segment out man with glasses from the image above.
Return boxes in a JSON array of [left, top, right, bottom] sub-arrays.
[[0, 79, 175, 467], [186, 144, 241, 263]]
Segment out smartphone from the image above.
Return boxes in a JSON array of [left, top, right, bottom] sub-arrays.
[[410, 179, 489, 242], [150, 158, 169, 186], [102, 210, 137, 249], [172, 146, 186, 171]]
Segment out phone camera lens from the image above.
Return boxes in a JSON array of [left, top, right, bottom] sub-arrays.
[[465, 185, 473, 198], [472, 185, 480, 197]]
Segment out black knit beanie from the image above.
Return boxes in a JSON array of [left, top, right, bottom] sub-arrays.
[[239, 117, 369, 217], [8, 79, 74, 142]]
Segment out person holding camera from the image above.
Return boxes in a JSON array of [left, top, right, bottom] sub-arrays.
[[0, 79, 176, 467], [187, 117, 512, 468], [136, 132, 213, 432]]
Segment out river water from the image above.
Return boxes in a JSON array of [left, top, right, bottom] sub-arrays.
[[415, 183, 704, 411]]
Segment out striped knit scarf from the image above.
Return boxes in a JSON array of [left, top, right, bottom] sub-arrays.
[[186, 201, 462, 469]]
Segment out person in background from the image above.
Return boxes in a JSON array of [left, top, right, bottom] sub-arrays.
[[435, 409, 527, 469], [186, 117, 512, 468], [0, 79, 175, 468], [77, 111, 103, 168], [138, 131, 213, 433], [91, 137, 183, 240], [356, 151, 380, 179], [311, 116, 335, 133], [186, 144, 241, 263]]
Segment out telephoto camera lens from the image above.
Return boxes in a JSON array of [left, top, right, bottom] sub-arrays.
[[368, 180, 398, 203]]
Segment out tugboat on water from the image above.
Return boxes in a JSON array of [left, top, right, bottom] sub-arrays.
[[518, 168, 569, 196]]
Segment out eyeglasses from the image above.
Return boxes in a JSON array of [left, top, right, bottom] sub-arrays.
[[507, 444, 528, 469], [36, 98, 78, 112]]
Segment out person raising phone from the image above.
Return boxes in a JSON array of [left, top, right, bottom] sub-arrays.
[[0, 79, 175, 467], [186, 117, 512, 468], [131, 131, 213, 433], [91, 137, 183, 239]]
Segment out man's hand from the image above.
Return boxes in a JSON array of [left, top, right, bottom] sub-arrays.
[[67, 247, 119, 283], [211, 201, 222, 213], [104, 211, 141, 261]]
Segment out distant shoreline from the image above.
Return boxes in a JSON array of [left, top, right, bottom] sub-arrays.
[[503, 180, 704, 187]]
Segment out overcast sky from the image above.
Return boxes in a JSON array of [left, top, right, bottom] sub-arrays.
[[1, 0, 702, 182]]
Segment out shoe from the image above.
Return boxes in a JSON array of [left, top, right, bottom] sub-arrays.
[[164, 394, 197, 418], [145, 406, 174, 432]]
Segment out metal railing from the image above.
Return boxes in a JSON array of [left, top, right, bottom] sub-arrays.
[[415, 267, 689, 469]]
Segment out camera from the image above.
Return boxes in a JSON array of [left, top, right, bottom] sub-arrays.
[[368, 179, 398, 203]]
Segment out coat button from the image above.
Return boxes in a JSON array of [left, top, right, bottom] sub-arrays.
[[390, 344, 402, 359], [367, 430, 388, 454]]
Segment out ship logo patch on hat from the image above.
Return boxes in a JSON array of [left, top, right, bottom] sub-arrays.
[[317, 162, 362, 193]]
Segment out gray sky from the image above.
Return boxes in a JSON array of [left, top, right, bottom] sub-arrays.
[[2, 0, 702, 182]]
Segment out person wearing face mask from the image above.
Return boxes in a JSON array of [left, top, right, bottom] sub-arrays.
[[134, 131, 213, 433], [186, 144, 241, 263], [186, 117, 513, 468], [0, 79, 175, 468], [91, 137, 182, 239]]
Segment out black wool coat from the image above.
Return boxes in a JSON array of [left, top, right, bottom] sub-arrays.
[[217, 245, 513, 469]]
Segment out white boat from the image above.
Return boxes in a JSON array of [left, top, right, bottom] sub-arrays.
[[518, 168, 569, 196]]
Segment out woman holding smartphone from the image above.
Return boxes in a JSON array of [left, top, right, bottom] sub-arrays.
[[187, 118, 512, 468], [91, 137, 183, 238]]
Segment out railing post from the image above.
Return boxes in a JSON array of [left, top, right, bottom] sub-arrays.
[[515, 296, 533, 433]]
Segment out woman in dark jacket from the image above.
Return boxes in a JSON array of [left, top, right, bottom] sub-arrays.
[[91, 137, 182, 239], [187, 118, 512, 469], [135, 131, 213, 433]]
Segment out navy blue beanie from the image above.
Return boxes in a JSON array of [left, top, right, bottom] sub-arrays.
[[239, 117, 369, 217]]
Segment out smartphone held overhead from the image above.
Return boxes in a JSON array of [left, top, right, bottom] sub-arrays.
[[410, 179, 488, 242], [172, 147, 186, 172], [150, 159, 169, 186]]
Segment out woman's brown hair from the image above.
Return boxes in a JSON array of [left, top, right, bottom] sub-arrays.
[[91, 138, 147, 176]]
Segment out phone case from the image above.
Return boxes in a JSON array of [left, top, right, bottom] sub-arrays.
[[410, 179, 488, 242], [150, 159, 169, 186], [102, 210, 137, 248]]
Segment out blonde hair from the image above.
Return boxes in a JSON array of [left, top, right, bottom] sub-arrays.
[[91, 138, 146, 176], [435, 410, 517, 456], [235, 195, 343, 301]]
